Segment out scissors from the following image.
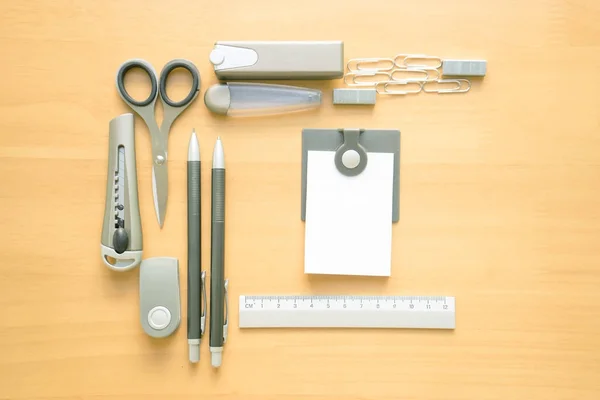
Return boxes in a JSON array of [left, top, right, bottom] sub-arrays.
[[116, 58, 201, 228]]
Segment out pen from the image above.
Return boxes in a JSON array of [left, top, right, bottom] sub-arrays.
[[209, 137, 228, 368], [187, 130, 206, 363]]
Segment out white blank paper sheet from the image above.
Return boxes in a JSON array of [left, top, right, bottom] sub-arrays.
[[304, 150, 394, 277]]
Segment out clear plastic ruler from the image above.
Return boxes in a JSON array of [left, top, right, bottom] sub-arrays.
[[239, 295, 455, 330]]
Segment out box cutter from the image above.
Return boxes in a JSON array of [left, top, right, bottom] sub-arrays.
[[100, 113, 143, 271]]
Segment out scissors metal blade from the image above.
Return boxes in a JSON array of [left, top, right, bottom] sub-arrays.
[[151, 164, 168, 228]]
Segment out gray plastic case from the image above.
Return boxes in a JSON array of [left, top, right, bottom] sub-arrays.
[[301, 128, 401, 222], [140, 257, 181, 338], [210, 41, 344, 80]]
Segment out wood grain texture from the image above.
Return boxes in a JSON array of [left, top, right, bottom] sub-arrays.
[[1, 0, 600, 399]]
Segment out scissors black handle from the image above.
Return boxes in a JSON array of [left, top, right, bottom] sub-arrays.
[[159, 59, 200, 108], [116, 59, 200, 109], [116, 60, 158, 107]]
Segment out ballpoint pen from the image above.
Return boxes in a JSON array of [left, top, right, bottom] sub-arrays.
[[209, 137, 228, 368], [187, 130, 206, 363]]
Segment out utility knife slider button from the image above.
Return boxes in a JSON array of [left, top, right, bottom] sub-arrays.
[[113, 227, 129, 254]]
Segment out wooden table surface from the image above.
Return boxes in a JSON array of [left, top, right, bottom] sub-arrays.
[[2, 0, 600, 399]]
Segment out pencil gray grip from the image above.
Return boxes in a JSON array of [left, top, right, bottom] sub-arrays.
[[210, 168, 225, 347], [211, 169, 225, 223], [187, 161, 201, 340]]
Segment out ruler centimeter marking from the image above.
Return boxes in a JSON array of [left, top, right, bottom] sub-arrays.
[[239, 295, 455, 329]]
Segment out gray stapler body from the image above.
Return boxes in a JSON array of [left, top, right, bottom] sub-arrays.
[[209, 41, 344, 80]]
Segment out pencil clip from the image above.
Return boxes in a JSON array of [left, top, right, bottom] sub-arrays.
[[223, 279, 229, 343], [200, 271, 207, 336]]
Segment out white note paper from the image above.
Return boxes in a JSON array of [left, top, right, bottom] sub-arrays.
[[304, 150, 394, 277]]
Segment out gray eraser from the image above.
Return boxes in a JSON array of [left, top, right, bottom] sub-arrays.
[[139, 257, 181, 338], [333, 88, 377, 105]]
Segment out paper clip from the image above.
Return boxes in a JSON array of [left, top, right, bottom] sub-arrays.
[[392, 54, 411, 67], [422, 79, 471, 94], [344, 71, 392, 86], [395, 54, 443, 70], [375, 80, 423, 95], [391, 68, 439, 82], [346, 58, 395, 72]]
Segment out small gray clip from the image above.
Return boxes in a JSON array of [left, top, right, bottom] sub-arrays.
[[334, 128, 368, 176]]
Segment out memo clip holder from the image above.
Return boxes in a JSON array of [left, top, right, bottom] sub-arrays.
[[301, 128, 401, 222], [301, 128, 400, 277]]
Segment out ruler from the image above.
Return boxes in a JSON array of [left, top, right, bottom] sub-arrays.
[[239, 295, 455, 329]]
